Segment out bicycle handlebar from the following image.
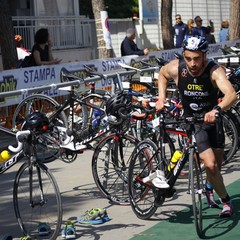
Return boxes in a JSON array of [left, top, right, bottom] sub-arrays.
[[8, 130, 31, 153]]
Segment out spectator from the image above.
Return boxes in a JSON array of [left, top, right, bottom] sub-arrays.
[[219, 20, 229, 42], [173, 14, 188, 48], [30, 28, 62, 66], [15, 34, 30, 61], [120, 28, 149, 56], [186, 19, 194, 35], [193, 16, 214, 37]]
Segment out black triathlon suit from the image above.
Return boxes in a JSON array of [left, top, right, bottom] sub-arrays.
[[177, 59, 225, 153]]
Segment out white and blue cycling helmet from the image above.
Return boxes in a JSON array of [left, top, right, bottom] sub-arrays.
[[182, 35, 208, 53]]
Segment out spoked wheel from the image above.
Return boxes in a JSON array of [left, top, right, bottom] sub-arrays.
[[12, 94, 68, 163], [189, 148, 204, 238], [92, 133, 139, 205], [128, 139, 166, 220], [12, 94, 68, 130], [221, 112, 239, 164], [13, 161, 62, 239]]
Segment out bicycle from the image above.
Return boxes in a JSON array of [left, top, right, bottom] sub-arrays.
[[91, 90, 142, 205], [0, 113, 62, 239], [128, 110, 216, 238], [11, 67, 117, 163], [131, 96, 239, 166]]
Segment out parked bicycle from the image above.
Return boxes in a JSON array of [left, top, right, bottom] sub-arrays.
[[11, 67, 117, 163], [0, 112, 62, 239]]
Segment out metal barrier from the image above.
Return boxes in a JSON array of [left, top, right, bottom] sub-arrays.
[[0, 66, 158, 128]]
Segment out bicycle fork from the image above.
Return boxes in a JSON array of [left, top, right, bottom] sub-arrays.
[[29, 160, 47, 208]]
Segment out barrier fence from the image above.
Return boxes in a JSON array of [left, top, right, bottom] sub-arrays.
[[1, 41, 239, 129], [0, 66, 154, 128]]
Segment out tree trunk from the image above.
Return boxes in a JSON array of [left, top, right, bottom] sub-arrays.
[[91, 0, 113, 59], [161, 0, 174, 50], [229, 0, 240, 40], [0, 0, 18, 70]]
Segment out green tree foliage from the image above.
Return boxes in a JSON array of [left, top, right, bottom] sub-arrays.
[[105, 0, 139, 18], [80, 0, 139, 18], [79, 0, 93, 18]]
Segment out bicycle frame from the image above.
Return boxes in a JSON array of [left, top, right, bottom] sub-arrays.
[[0, 126, 23, 174], [0, 151, 23, 175], [55, 74, 149, 151], [10, 129, 62, 238], [47, 85, 110, 147], [141, 112, 203, 192]]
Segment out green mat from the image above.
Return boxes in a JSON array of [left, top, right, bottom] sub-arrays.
[[130, 179, 240, 240]]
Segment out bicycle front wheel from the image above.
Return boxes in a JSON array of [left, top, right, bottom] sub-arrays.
[[189, 148, 203, 238], [128, 139, 165, 220], [92, 133, 139, 205], [13, 161, 62, 239]]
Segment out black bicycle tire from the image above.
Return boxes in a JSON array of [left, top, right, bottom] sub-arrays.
[[13, 161, 62, 239], [134, 118, 175, 163], [12, 94, 68, 163], [12, 94, 68, 129], [92, 133, 139, 205], [128, 139, 162, 219], [230, 103, 240, 124], [225, 110, 240, 144], [189, 148, 203, 238], [222, 111, 239, 164]]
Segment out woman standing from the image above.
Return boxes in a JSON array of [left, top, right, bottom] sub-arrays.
[[186, 19, 194, 35], [219, 20, 229, 42]]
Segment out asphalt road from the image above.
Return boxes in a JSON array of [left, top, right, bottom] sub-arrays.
[[0, 147, 239, 240]]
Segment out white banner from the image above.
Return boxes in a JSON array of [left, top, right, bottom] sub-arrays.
[[0, 56, 134, 107], [100, 11, 112, 49]]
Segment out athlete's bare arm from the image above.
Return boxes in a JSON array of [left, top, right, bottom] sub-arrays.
[[211, 65, 237, 111], [204, 65, 237, 123], [156, 59, 179, 111]]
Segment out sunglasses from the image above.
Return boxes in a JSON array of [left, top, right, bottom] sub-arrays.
[[197, 19, 203, 22], [176, 17, 181, 20]]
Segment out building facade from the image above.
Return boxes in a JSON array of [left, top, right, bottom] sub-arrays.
[[0, 0, 232, 69]]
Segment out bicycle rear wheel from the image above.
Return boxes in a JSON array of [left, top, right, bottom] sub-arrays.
[[128, 139, 165, 220], [222, 111, 239, 164], [12, 94, 68, 130], [189, 148, 203, 238], [12, 94, 68, 163], [13, 161, 62, 239], [92, 133, 139, 205]]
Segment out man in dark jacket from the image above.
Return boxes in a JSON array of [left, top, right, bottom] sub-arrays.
[[173, 14, 188, 48], [120, 28, 149, 56], [193, 16, 214, 38]]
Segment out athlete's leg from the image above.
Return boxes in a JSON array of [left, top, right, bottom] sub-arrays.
[[200, 148, 232, 217]]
